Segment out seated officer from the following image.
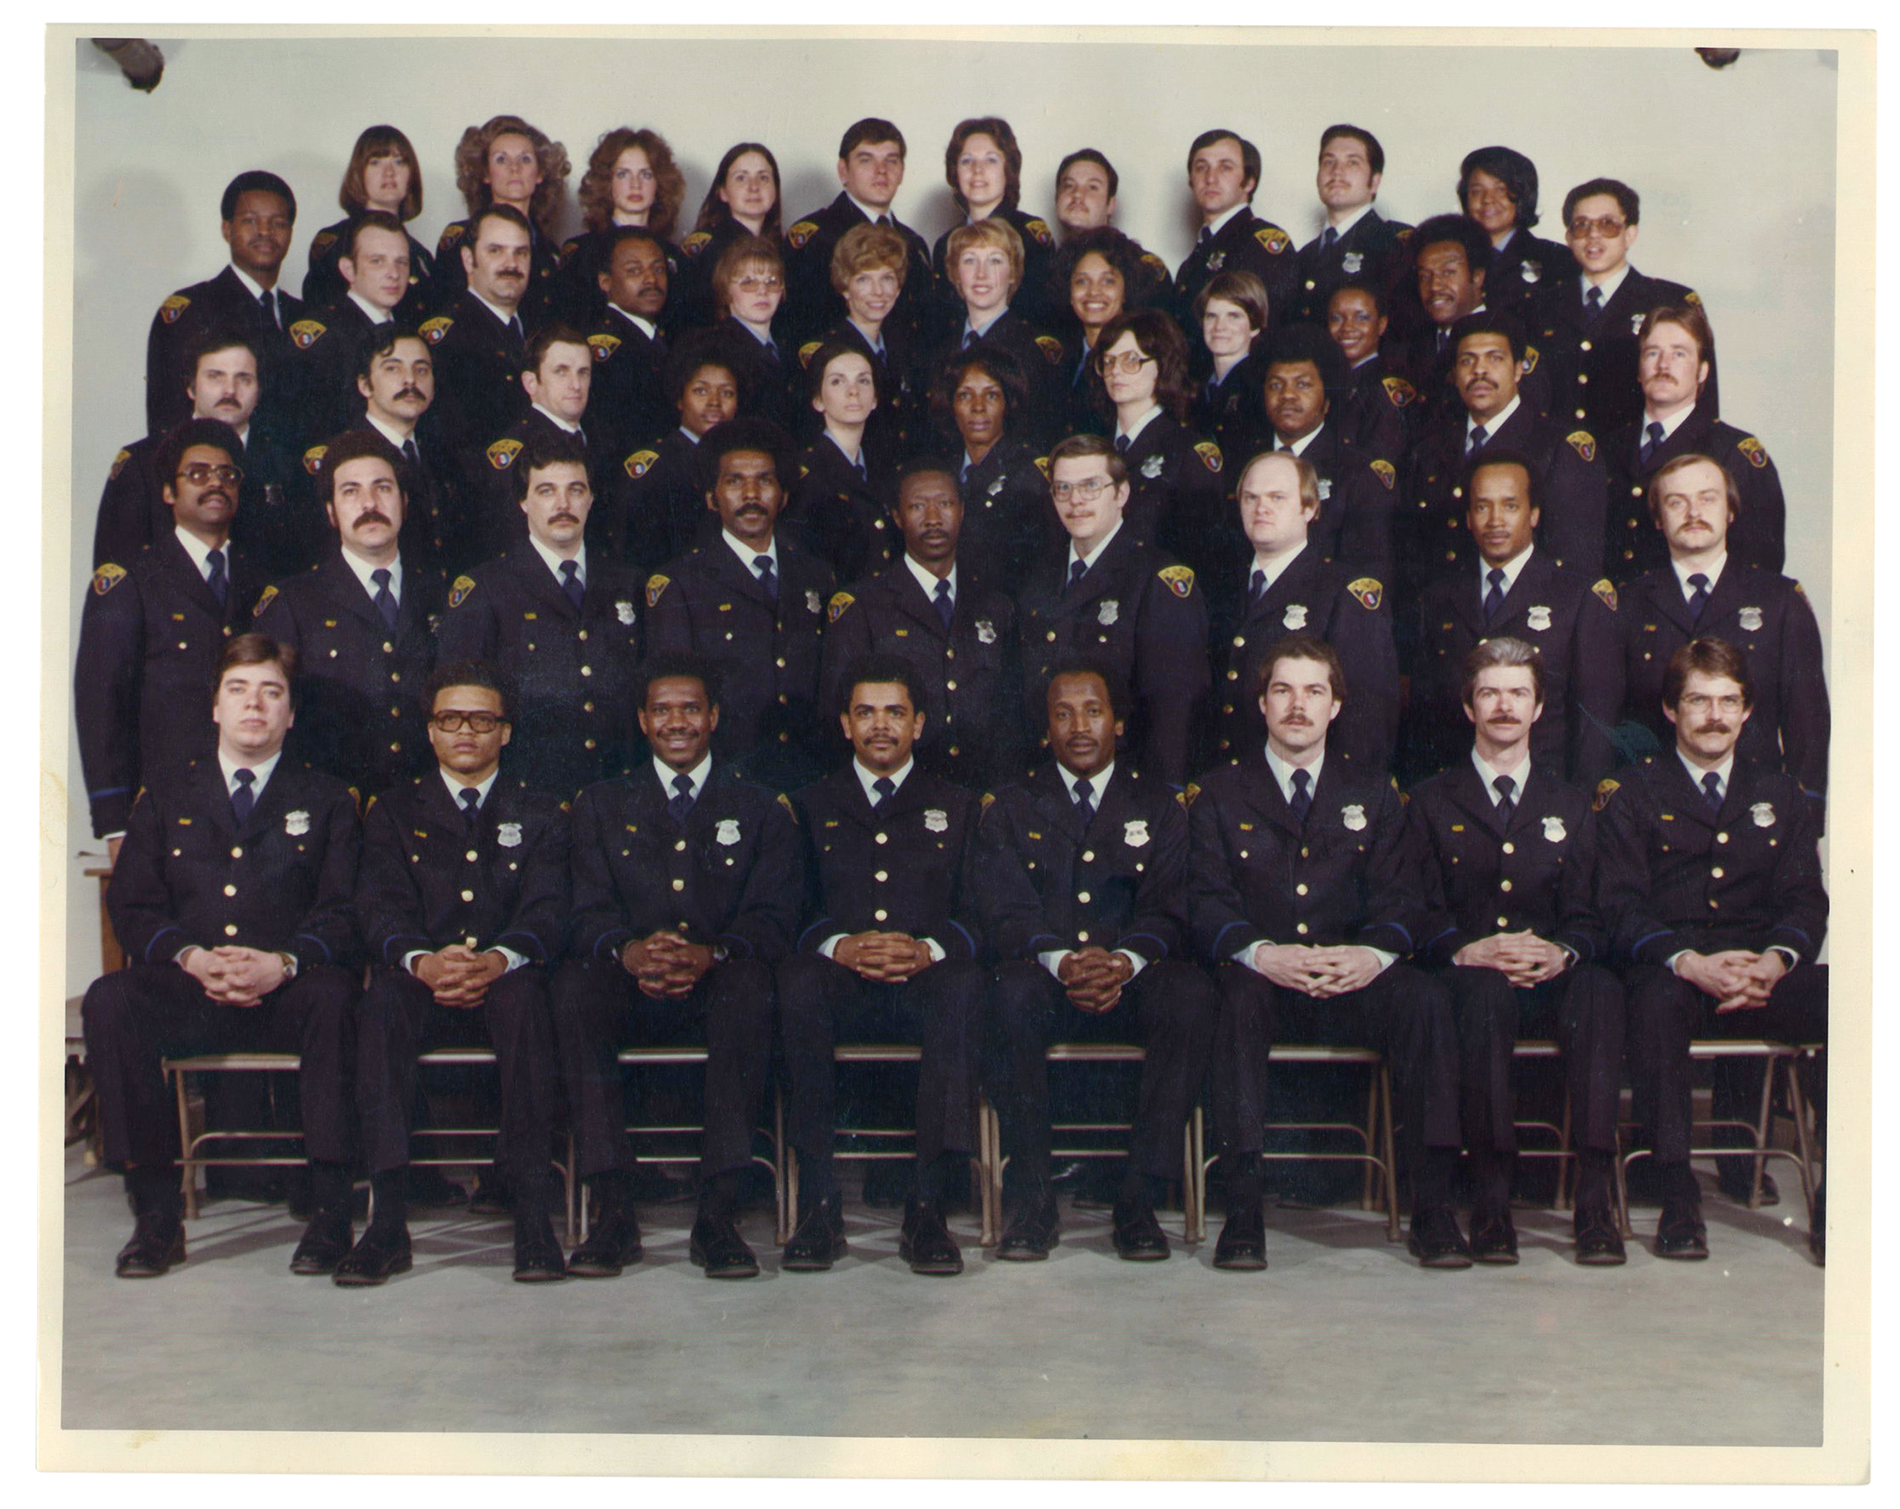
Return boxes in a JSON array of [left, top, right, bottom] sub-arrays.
[[586, 226, 673, 464], [776, 657, 988, 1275], [1187, 634, 1468, 1270], [1409, 637, 1627, 1265], [253, 431, 444, 798], [607, 332, 740, 572], [552, 653, 804, 1280], [284, 212, 410, 453], [82, 633, 360, 1277], [343, 660, 571, 1285], [819, 460, 1021, 790], [977, 661, 1219, 1262], [1595, 638, 1828, 1262]]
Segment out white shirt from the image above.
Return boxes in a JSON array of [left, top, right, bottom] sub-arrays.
[[471, 288, 523, 330], [651, 751, 712, 803], [364, 411, 416, 451], [218, 747, 282, 802], [722, 529, 778, 581], [1276, 421, 1324, 457], [338, 545, 402, 605], [1116, 404, 1163, 450], [230, 263, 282, 323], [819, 757, 945, 963], [1249, 540, 1308, 589], [528, 534, 586, 589], [1478, 541, 1536, 600], [531, 402, 583, 436], [1068, 518, 1125, 574], [403, 767, 524, 975], [348, 289, 396, 326], [1641, 396, 1698, 440], [1036, 760, 1147, 982], [1676, 748, 1735, 806], [903, 554, 957, 604], [1471, 746, 1531, 798], [1467, 392, 1521, 446], [1202, 203, 1247, 240], [1324, 202, 1375, 237], [173, 525, 227, 585], [608, 304, 659, 341], [1581, 263, 1632, 302], [846, 192, 891, 225], [1671, 551, 1727, 602]]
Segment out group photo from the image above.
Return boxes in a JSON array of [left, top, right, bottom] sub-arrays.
[[42, 26, 1866, 1474]]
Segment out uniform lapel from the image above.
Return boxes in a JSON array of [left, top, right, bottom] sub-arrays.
[[320, 552, 384, 630], [888, 561, 948, 641]]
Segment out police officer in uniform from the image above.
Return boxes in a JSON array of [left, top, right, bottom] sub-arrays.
[[801, 223, 927, 457], [1409, 637, 1627, 1264], [253, 431, 442, 796], [586, 226, 673, 465], [977, 661, 1219, 1261], [283, 212, 410, 452], [819, 461, 1021, 789], [1393, 214, 1498, 422], [931, 117, 1062, 334], [344, 328, 466, 575], [642, 418, 835, 791], [1173, 130, 1297, 348], [423, 206, 536, 480], [776, 656, 989, 1275], [785, 342, 896, 584], [341, 660, 570, 1284], [605, 335, 740, 572], [82, 634, 361, 1277], [477, 325, 598, 564], [1017, 435, 1211, 790], [436, 430, 645, 799], [1457, 146, 1573, 317], [300, 125, 436, 319], [937, 219, 1067, 449], [552, 654, 804, 1280], [1188, 634, 1469, 1270], [1290, 126, 1411, 328], [934, 347, 1053, 599], [430, 115, 568, 330], [1326, 280, 1417, 460], [1595, 638, 1827, 1262]]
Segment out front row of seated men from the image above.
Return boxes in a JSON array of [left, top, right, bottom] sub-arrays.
[[83, 620, 1827, 1286]]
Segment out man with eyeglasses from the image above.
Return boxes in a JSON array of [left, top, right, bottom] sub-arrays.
[[341, 658, 573, 1284], [78, 418, 264, 865], [253, 431, 444, 797], [145, 170, 305, 439], [1016, 434, 1210, 789], [1530, 178, 1707, 439]]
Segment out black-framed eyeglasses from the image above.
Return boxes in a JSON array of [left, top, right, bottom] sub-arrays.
[[430, 710, 508, 733]]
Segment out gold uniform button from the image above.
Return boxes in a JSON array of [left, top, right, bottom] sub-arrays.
[[390, 673, 400, 684], [675, 839, 688, 852], [1579, 339, 1593, 353], [580, 665, 593, 676], [1711, 866, 1725, 879], [1227, 669, 1239, 681], [1046, 630, 1057, 642], [465, 936, 478, 948], [874, 908, 889, 922], [1222, 704, 1233, 715], [1497, 916, 1510, 928], [1296, 883, 1308, 896], [223, 884, 237, 897], [583, 701, 595, 713], [390, 706, 402, 717], [945, 680, 957, 691], [1716, 832, 1728, 844], [578, 629, 589, 642], [1077, 891, 1091, 904], [382, 641, 395, 654], [671, 878, 685, 891], [231, 846, 243, 858], [945, 648, 955, 660], [948, 746, 960, 756], [390, 742, 401, 753], [466, 850, 479, 862], [875, 833, 888, 845], [223, 923, 239, 937], [1709, 899, 1719, 909], [1500, 879, 1513, 892], [1082, 850, 1095, 863], [1577, 373, 1589, 385], [460, 889, 475, 902], [1501, 842, 1514, 855], [875, 870, 889, 882], [776, 657, 787, 669], [1076, 931, 1089, 943], [584, 738, 597, 750], [1575, 408, 1587, 419], [1295, 923, 1309, 936], [1232, 636, 1246, 648], [178, 641, 189, 651]]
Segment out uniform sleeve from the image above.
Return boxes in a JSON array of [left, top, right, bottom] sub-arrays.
[[73, 570, 147, 839], [1728, 443, 1787, 576], [1187, 784, 1259, 963], [1550, 803, 1607, 965], [719, 794, 806, 965], [970, 796, 1059, 962], [104, 788, 187, 964], [1764, 789, 1829, 962], [93, 453, 153, 569], [433, 573, 498, 665], [816, 589, 873, 737], [1777, 585, 1830, 797], [145, 305, 190, 438], [566, 786, 637, 962], [1336, 458, 1399, 587], [1543, 442, 1607, 583], [1328, 581, 1400, 773], [1120, 792, 1190, 962], [292, 785, 363, 968], [1356, 783, 1428, 957], [1408, 796, 1468, 968], [1568, 587, 1626, 786], [1594, 778, 1672, 965], [1132, 568, 1212, 788], [494, 802, 571, 965], [641, 565, 693, 656], [940, 794, 987, 962], [354, 796, 432, 966]]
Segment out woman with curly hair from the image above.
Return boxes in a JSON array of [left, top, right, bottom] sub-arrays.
[[431, 113, 571, 324], [301, 124, 436, 317], [1048, 226, 1163, 436], [931, 117, 1060, 328], [929, 346, 1055, 596], [1457, 144, 1572, 312], [555, 126, 686, 328], [674, 141, 783, 330]]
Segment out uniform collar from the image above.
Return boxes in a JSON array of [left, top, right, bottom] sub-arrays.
[[1471, 746, 1532, 800], [229, 263, 274, 303], [1069, 517, 1124, 573], [1643, 398, 1698, 442], [528, 534, 586, 587], [609, 304, 659, 339], [364, 411, 416, 450], [1276, 421, 1324, 457], [1116, 405, 1163, 448], [1467, 392, 1521, 441], [1058, 760, 1114, 803], [1325, 202, 1375, 237], [1671, 551, 1728, 600], [348, 288, 395, 326], [1582, 263, 1632, 303], [1676, 748, 1735, 800], [173, 525, 221, 575], [853, 756, 915, 806], [903, 552, 956, 601], [1479, 542, 1536, 598], [652, 751, 713, 802], [470, 288, 523, 329], [722, 529, 778, 575], [219, 747, 283, 797], [1249, 539, 1308, 589], [1203, 203, 1247, 239], [1263, 745, 1325, 805], [339, 544, 403, 602], [440, 766, 500, 807], [531, 402, 584, 436]]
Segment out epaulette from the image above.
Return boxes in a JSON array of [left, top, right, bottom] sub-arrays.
[[447, 574, 477, 609], [1592, 777, 1620, 813], [622, 449, 658, 480], [645, 573, 671, 608], [158, 293, 191, 324], [1566, 430, 1596, 463], [1157, 563, 1195, 598], [1193, 440, 1222, 473], [289, 319, 327, 350], [252, 584, 279, 618], [1347, 577, 1383, 611], [91, 562, 127, 596], [1591, 579, 1619, 612], [487, 437, 524, 470], [827, 590, 855, 623]]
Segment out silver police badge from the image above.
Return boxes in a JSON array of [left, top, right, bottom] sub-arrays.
[[716, 818, 741, 845], [1341, 251, 1363, 274], [1283, 603, 1309, 630], [1521, 260, 1542, 284], [1207, 250, 1227, 273], [975, 618, 997, 644], [1341, 804, 1367, 832], [806, 589, 822, 614], [615, 600, 636, 625], [987, 476, 1006, 498], [1738, 606, 1764, 632], [497, 822, 523, 847], [284, 809, 310, 836], [1317, 478, 1333, 502], [1141, 453, 1164, 479], [924, 808, 949, 833], [1123, 819, 1150, 847], [1630, 312, 1646, 335], [1526, 605, 1553, 632], [1098, 599, 1119, 626], [1751, 802, 1776, 828], [1542, 815, 1567, 843]]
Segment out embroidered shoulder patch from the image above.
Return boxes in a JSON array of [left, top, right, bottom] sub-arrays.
[[1381, 374, 1416, 407], [1593, 777, 1620, 813], [158, 293, 191, 324], [448, 574, 477, 610], [436, 223, 466, 249], [251, 584, 279, 618], [623, 449, 659, 480], [1033, 334, 1064, 365], [487, 438, 524, 470], [1683, 290, 1702, 306], [1194, 440, 1223, 473], [588, 333, 621, 361], [1370, 459, 1396, 490], [289, 319, 327, 349], [1253, 226, 1291, 254], [302, 444, 328, 476], [1566, 430, 1597, 463], [559, 237, 582, 265], [420, 316, 453, 346], [798, 340, 823, 368], [109, 448, 131, 481], [311, 230, 338, 255], [1592, 578, 1619, 612], [1157, 564, 1196, 598], [1347, 576, 1383, 611], [91, 562, 127, 596], [827, 590, 856, 623], [1521, 344, 1540, 373], [1032, 456, 1050, 480], [1024, 217, 1054, 248], [682, 231, 713, 255], [787, 219, 820, 250], [645, 573, 671, 608], [1736, 436, 1769, 469]]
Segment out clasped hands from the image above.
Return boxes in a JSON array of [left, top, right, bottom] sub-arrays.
[[1452, 930, 1572, 988], [1250, 941, 1385, 998], [1057, 946, 1135, 1013], [1673, 947, 1787, 1013], [179, 945, 287, 1008], [620, 931, 717, 999], [833, 930, 935, 983]]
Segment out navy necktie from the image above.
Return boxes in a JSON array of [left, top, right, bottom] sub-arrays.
[[754, 554, 778, 604], [933, 578, 954, 631], [560, 558, 585, 612], [961, 328, 977, 350], [508, 316, 524, 342], [205, 547, 229, 609], [1466, 423, 1489, 456], [1288, 767, 1312, 827], [1437, 328, 1449, 353], [459, 785, 481, 834], [1064, 558, 1088, 597], [1483, 567, 1507, 625], [401, 438, 421, 472], [1249, 568, 1268, 606], [1198, 226, 1212, 246], [258, 288, 278, 328], [1073, 775, 1094, 816], [668, 771, 695, 825], [1687, 571, 1710, 623], [1584, 284, 1603, 322], [1701, 771, 1723, 815], [1114, 434, 1131, 453], [371, 567, 399, 630], [1320, 226, 1338, 251], [1493, 773, 1516, 825], [872, 775, 896, 813], [1639, 420, 1665, 467], [231, 767, 256, 825]]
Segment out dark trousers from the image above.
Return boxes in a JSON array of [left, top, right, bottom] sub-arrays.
[[355, 966, 557, 1194], [82, 962, 357, 1169], [777, 953, 986, 1181], [990, 958, 1217, 1187], [1445, 964, 1625, 1155], [1627, 962, 1828, 1165], [1211, 960, 1461, 1163], [551, 956, 774, 1181]]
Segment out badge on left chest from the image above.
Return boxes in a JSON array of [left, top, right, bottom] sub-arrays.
[[1738, 606, 1764, 632], [1283, 603, 1308, 630], [1341, 804, 1367, 832], [1123, 819, 1150, 847], [1542, 815, 1567, 843], [1525, 604, 1552, 632], [1751, 802, 1776, 828], [975, 618, 996, 644], [716, 818, 741, 845], [497, 822, 523, 847], [1140, 453, 1163, 479], [615, 600, 636, 625], [924, 808, 948, 833], [1098, 598, 1119, 626], [284, 810, 310, 836], [806, 589, 823, 615]]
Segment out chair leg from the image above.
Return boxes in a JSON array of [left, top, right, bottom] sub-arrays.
[[564, 1133, 577, 1249], [1360, 1073, 1378, 1213], [170, 1066, 197, 1222], [1554, 1088, 1575, 1212], [1378, 1066, 1400, 1243], [1184, 1108, 1205, 1244], [1615, 1149, 1635, 1239], [1781, 1056, 1819, 1230], [977, 1092, 996, 1248], [773, 1087, 790, 1247], [1746, 1053, 1780, 1209]]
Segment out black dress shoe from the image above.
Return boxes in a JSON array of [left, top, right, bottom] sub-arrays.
[[333, 1221, 412, 1286], [566, 1208, 643, 1278], [899, 1200, 964, 1276], [1212, 1201, 1267, 1271], [467, 1167, 513, 1215], [689, 1212, 760, 1278], [1573, 1204, 1628, 1266], [289, 1211, 353, 1275], [1717, 1161, 1779, 1206], [513, 1214, 568, 1283], [781, 1194, 847, 1272], [114, 1211, 185, 1278], [1111, 1199, 1171, 1262], [996, 1196, 1060, 1261], [1407, 1205, 1473, 1269], [1655, 1195, 1709, 1259], [1468, 1211, 1520, 1265]]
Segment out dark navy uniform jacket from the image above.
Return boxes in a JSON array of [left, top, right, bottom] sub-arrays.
[[784, 433, 898, 586], [586, 306, 671, 464], [93, 427, 306, 582], [108, 757, 361, 970], [1619, 564, 1829, 796], [1408, 759, 1605, 966], [607, 428, 714, 573], [356, 774, 569, 967], [422, 292, 529, 479], [671, 214, 781, 332], [1114, 411, 1229, 579], [956, 439, 1056, 600], [474, 407, 608, 565], [1290, 209, 1411, 327], [435, 547, 646, 799], [1222, 421, 1400, 586], [567, 762, 803, 965], [145, 265, 305, 438], [301, 216, 437, 321], [551, 227, 680, 333], [797, 319, 926, 458], [1530, 269, 1708, 437], [715, 316, 797, 432], [1594, 754, 1826, 966], [937, 312, 1067, 450], [784, 194, 936, 350], [931, 206, 1063, 333], [430, 218, 561, 329], [1173, 208, 1299, 343], [1483, 229, 1573, 315], [1601, 405, 1786, 581], [1338, 354, 1418, 460], [76, 534, 262, 838], [1192, 354, 1262, 467], [975, 763, 1190, 964], [1016, 526, 1211, 790], [251, 550, 445, 796], [284, 295, 394, 453]]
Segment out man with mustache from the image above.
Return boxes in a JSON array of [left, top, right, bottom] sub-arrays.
[[345, 327, 464, 573], [1290, 126, 1410, 327], [282, 213, 413, 453], [586, 227, 673, 464], [477, 325, 599, 563], [424, 205, 536, 489], [1595, 637, 1828, 1262], [252, 431, 443, 797], [1408, 637, 1628, 1265]]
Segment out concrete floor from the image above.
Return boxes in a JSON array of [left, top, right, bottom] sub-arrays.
[[57, 1143, 1823, 1444]]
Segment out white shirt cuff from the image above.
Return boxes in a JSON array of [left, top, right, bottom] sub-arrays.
[[817, 934, 848, 960]]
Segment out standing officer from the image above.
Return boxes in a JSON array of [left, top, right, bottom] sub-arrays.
[[643, 418, 834, 792], [1173, 130, 1297, 346], [606, 334, 740, 572], [1457, 146, 1573, 317], [347, 328, 467, 574], [1053, 150, 1174, 301], [283, 212, 410, 451], [1595, 638, 1827, 1262], [423, 206, 536, 478], [253, 431, 443, 796], [1408, 452, 1623, 785], [587, 226, 673, 464], [1326, 280, 1416, 460], [1016, 435, 1211, 790], [81, 634, 360, 1277], [977, 661, 1219, 1261], [1618, 454, 1828, 796], [145, 170, 303, 438], [1602, 303, 1785, 580], [1188, 635, 1469, 1270], [552, 653, 804, 1280], [819, 460, 1021, 789], [477, 325, 597, 562], [1409, 638, 1627, 1265], [342, 660, 571, 1284], [1395, 214, 1493, 417], [1291, 126, 1410, 327], [78, 418, 263, 855], [435, 430, 645, 799], [776, 657, 988, 1276]]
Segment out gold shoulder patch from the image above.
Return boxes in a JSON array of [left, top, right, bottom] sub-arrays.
[[109, 448, 131, 481], [776, 791, 796, 819], [1024, 217, 1054, 248], [1253, 226, 1291, 255], [1593, 777, 1620, 813], [645, 573, 671, 608], [559, 237, 582, 265], [1792, 581, 1806, 597], [1181, 781, 1202, 809], [487, 437, 524, 470], [1683, 290, 1702, 307], [1141, 252, 1169, 275], [436, 223, 466, 250], [1033, 334, 1064, 365], [1566, 430, 1597, 463], [1032, 456, 1050, 480], [588, 333, 622, 361], [798, 340, 823, 368], [1347, 576, 1384, 611], [980, 791, 997, 813], [1736, 435, 1768, 469], [158, 293, 191, 324], [1592, 578, 1619, 612], [448, 574, 477, 610], [289, 319, 327, 350], [1194, 440, 1223, 473], [682, 231, 714, 255], [419, 316, 453, 346], [787, 219, 820, 250], [311, 230, 338, 255], [251, 583, 279, 619], [1381, 374, 1417, 407], [1157, 563, 1196, 599], [91, 562, 127, 596], [827, 590, 856, 624], [302, 444, 328, 476], [623, 449, 659, 480], [1370, 459, 1396, 490], [1521, 344, 1540, 374]]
